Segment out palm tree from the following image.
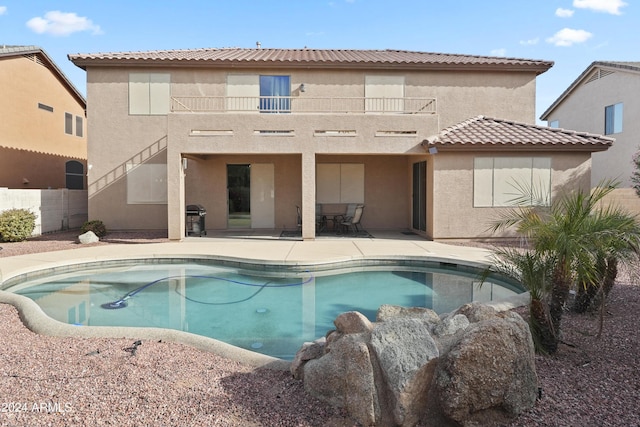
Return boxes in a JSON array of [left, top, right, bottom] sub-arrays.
[[574, 204, 640, 314], [490, 180, 640, 354], [488, 247, 556, 353]]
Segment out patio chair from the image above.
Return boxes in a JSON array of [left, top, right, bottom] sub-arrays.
[[334, 203, 358, 224], [340, 204, 364, 234], [296, 205, 302, 230], [316, 204, 327, 232]]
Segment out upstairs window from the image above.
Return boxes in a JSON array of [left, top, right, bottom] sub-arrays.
[[226, 74, 291, 112], [604, 102, 623, 135], [365, 75, 405, 112], [76, 116, 83, 137], [64, 112, 73, 134], [129, 73, 170, 115], [259, 75, 290, 113]]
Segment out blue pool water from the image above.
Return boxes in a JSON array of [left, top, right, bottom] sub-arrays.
[[8, 261, 522, 360]]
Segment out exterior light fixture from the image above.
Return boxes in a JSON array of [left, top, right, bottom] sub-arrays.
[[299, 83, 306, 92]]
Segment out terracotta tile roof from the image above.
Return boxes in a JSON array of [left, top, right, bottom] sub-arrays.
[[426, 116, 613, 152], [68, 48, 553, 73]]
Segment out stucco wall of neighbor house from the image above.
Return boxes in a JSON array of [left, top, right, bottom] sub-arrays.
[[0, 147, 85, 190], [0, 55, 87, 189], [545, 70, 640, 189], [430, 151, 592, 240]]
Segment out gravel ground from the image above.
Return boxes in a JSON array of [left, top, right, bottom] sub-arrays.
[[1, 231, 639, 426]]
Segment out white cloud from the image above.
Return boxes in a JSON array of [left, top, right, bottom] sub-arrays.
[[490, 48, 507, 57], [26, 11, 102, 36], [519, 38, 540, 46], [546, 28, 593, 46], [555, 8, 575, 17], [0, 6, 7, 15], [573, 0, 627, 15]]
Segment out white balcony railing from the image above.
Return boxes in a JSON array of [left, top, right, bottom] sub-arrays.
[[170, 96, 436, 114]]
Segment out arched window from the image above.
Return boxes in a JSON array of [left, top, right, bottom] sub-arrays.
[[66, 161, 84, 189]]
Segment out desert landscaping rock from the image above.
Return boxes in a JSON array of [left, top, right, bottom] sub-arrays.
[[78, 230, 99, 244], [296, 303, 539, 426]]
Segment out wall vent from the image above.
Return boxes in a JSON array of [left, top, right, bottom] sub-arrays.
[[584, 68, 614, 85]]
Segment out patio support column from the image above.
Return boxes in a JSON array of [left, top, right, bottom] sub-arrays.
[[167, 146, 185, 240], [301, 151, 316, 240]]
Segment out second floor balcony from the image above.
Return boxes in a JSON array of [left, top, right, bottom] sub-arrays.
[[171, 96, 437, 115]]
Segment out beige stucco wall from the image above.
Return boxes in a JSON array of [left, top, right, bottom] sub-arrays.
[[430, 151, 592, 239], [0, 55, 87, 189], [544, 70, 640, 188], [182, 154, 414, 232], [83, 65, 541, 236], [169, 67, 537, 122]]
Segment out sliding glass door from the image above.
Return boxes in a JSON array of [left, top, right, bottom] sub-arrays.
[[227, 164, 251, 228], [227, 163, 275, 229], [412, 161, 427, 232]]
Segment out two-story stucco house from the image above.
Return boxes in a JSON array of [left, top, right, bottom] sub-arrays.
[[540, 61, 640, 214], [1, 45, 87, 189], [68, 48, 613, 240]]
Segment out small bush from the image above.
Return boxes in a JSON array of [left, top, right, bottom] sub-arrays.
[[81, 220, 107, 238], [0, 208, 37, 242]]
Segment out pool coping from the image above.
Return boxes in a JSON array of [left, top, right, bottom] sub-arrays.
[[0, 238, 531, 370]]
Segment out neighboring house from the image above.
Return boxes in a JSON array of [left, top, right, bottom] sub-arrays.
[[68, 48, 612, 240], [0, 45, 87, 189], [540, 61, 640, 213]]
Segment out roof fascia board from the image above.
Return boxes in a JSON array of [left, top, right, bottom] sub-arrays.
[[426, 144, 611, 153]]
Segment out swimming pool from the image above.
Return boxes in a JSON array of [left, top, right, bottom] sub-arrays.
[[5, 259, 523, 360]]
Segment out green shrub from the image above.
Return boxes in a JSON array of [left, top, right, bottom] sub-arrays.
[[81, 220, 107, 238], [0, 209, 37, 242]]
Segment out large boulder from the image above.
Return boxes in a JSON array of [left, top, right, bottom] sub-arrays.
[[434, 312, 538, 426], [303, 333, 379, 425], [335, 310, 374, 334], [376, 304, 440, 324], [294, 304, 537, 427], [370, 318, 439, 426], [290, 337, 325, 380]]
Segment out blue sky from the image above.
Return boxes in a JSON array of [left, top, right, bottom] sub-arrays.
[[0, 0, 636, 123]]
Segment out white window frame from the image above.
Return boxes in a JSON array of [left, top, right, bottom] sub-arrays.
[[604, 102, 623, 135]]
